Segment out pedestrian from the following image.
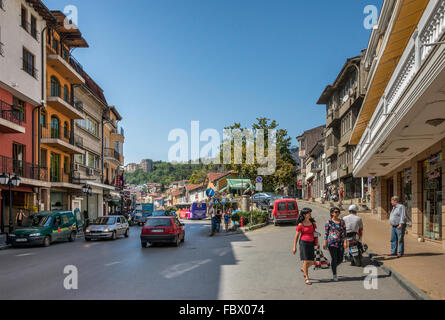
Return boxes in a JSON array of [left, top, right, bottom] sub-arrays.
[[16, 209, 27, 227], [389, 196, 407, 258], [323, 207, 348, 281], [224, 210, 230, 232], [215, 209, 222, 233], [292, 208, 317, 285]]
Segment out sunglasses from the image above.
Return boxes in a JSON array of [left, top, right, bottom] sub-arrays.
[[333, 210, 340, 214]]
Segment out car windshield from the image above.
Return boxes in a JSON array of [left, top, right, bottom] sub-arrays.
[[93, 217, 116, 225], [145, 218, 172, 227], [23, 215, 52, 228], [152, 210, 167, 216]]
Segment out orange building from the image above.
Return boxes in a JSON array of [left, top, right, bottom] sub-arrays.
[[39, 11, 88, 211]]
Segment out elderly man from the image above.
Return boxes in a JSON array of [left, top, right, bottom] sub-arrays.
[[389, 196, 407, 258]]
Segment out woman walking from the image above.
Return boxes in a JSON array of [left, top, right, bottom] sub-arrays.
[[292, 208, 317, 285], [323, 207, 348, 281]]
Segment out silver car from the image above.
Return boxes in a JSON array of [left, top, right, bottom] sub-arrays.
[[85, 216, 129, 241]]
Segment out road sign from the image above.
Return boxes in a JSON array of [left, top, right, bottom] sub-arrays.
[[206, 188, 215, 198], [213, 198, 220, 205], [256, 183, 263, 192], [222, 192, 227, 198], [221, 198, 227, 205], [256, 176, 263, 183]]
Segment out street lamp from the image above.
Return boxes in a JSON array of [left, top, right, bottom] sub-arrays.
[[0, 173, 21, 233], [82, 185, 92, 220]]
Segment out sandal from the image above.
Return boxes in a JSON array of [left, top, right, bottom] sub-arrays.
[[305, 279, 312, 285]]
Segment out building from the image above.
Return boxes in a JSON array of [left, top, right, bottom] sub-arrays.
[[350, 0, 445, 247], [296, 125, 325, 200], [317, 51, 369, 203], [71, 66, 113, 219], [306, 139, 325, 201], [103, 105, 125, 214], [39, 10, 88, 211], [186, 183, 205, 204], [0, 0, 55, 232], [124, 163, 139, 173], [140, 159, 153, 173], [204, 171, 238, 192]]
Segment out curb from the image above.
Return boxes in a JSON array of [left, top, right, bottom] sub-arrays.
[[368, 251, 432, 300], [0, 245, 10, 251], [240, 222, 268, 232], [210, 222, 269, 237]]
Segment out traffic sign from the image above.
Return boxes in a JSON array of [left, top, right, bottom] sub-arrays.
[[213, 198, 220, 205], [206, 188, 215, 198], [221, 198, 227, 205], [222, 192, 227, 198], [256, 183, 263, 192], [256, 176, 263, 183]]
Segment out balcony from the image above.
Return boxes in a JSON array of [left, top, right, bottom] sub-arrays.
[[353, 0, 445, 177], [111, 127, 125, 143], [41, 127, 84, 155], [46, 95, 84, 119], [325, 145, 338, 159], [326, 109, 340, 128], [339, 130, 352, 147], [0, 100, 25, 134], [47, 54, 84, 85], [104, 148, 122, 163], [310, 162, 323, 173], [0, 155, 48, 183]]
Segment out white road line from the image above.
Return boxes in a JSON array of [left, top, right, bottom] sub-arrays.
[[15, 253, 35, 257], [105, 261, 121, 266]]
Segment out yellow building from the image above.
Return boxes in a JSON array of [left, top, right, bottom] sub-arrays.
[[103, 105, 125, 214], [39, 11, 88, 210]]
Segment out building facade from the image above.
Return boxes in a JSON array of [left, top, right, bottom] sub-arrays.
[[317, 51, 369, 203], [351, 0, 445, 247]]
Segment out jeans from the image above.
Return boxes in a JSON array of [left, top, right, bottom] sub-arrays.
[[391, 224, 406, 255], [328, 246, 344, 276]]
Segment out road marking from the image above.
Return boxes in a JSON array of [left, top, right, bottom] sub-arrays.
[[105, 261, 121, 266], [15, 253, 35, 257], [161, 259, 212, 279]]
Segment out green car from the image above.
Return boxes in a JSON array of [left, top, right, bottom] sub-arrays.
[[9, 211, 79, 247]]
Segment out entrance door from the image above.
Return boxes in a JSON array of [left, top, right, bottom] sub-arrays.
[[387, 178, 394, 219], [422, 154, 442, 240]]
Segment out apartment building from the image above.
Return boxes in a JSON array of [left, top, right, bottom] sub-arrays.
[[317, 51, 369, 202], [0, 0, 54, 232], [351, 0, 445, 247], [296, 125, 325, 200], [305, 139, 325, 201]]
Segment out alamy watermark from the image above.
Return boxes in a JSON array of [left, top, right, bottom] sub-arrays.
[[63, 265, 78, 290], [168, 121, 277, 175], [363, 265, 378, 290], [364, 5, 379, 30], [63, 5, 78, 30]]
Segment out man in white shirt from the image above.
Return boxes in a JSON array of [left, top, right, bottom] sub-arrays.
[[343, 205, 364, 239]]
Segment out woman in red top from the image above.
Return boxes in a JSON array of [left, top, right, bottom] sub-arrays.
[[292, 208, 317, 285]]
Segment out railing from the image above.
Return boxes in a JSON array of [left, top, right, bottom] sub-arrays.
[[0, 155, 48, 181], [310, 162, 323, 173], [41, 126, 74, 145], [22, 58, 38, 78], [50, 168, 75, 184], [74, 134, 83, 148], [0, 99, 23, 126], [104, 148, 121, 161], [354, 0, 445, 170]]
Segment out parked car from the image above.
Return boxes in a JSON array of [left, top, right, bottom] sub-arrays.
[[267, 195, 289, 212], [9, 211, 79, 247], [140, 216, 185, 248], [270, 198, 299, 226], [134, 212, 152, 226], [85, 216, 129, 241], [251, 193, 274, 209]]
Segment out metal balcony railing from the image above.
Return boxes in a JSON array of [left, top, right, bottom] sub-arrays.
[[0, 155, 48, 181], [104, 148, 121, 162], [49, 167, 75, 184], [41, 126, 74, 145], [0, 99, 23, 126]]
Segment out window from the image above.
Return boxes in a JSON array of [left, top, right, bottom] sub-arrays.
[[50, 152, 60, 182], [64, 156, 69, 174], [22, 47, 36, 77], [50, 76, 61, 97], [75, 154, 85, 165], [40, 110, 47, 128], [40, 149, 47, 168], [63, 85, 69, 102], [287, 202, 297, 211], [21, 6, 27, 30], [88, 153, 100, 169], [52, 38, 59, 54], [30, 15, 37, 39], [12, 97, 26, 122], [277, 202, 286, 211], [13, 143, 25, 176], [63, 47, 69, 60], [87, 116, 98, 136], [63, 121, 69, 139], [62, 215, 69, 225], [51, 116, 60, 139]]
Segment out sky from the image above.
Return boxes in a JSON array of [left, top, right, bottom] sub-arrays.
[[43, 0, 383, 164]]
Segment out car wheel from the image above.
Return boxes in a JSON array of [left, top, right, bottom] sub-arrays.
[[43, 236, 51, 247], [85, 237, 91, 242], [124, 228, 129, 238], [111, 231, 117, 240], [141, 241, 147, 248], [68, 231, 76, 242], [174, 235, 180, 247]]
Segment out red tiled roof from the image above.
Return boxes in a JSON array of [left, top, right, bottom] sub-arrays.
[[186, 183, 204, 192], [207, 171, 237, 183], [171, 188, 184, 197]]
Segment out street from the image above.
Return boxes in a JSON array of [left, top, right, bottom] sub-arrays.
[[0, 205, 412, 300]]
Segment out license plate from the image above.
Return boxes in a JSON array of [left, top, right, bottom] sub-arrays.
[[151, 229, 163, 233], [350, 247, 358, 253], [16, 238, 27, 242]]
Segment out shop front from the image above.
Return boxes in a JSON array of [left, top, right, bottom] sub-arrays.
[[342, 176, 362, 200], [50, 191, 69, 211], [0, 186, 36, 232], [422, 153, 442, 241], [399, 168, 413, 224]]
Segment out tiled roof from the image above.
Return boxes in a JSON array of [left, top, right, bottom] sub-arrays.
[[207, 171, 236, 183], [186, 183, 204, 192]]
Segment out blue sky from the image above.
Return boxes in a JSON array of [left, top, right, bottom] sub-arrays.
[[44, 0, 382, 163]]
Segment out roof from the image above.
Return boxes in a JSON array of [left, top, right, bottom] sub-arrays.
[[171, 188, 184, 197], [25, 0, 57, 24], [207, 171, 235, 183], [186, 183, 204, 192], [77, 69, 108, 106], [108, 105, 123, 121], [223, 178, 254, 191], [51, 11, 89, 48]]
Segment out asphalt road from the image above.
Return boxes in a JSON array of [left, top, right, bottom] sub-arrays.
[[0, 204, 413, 300]]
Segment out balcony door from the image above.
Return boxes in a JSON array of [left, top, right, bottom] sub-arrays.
[[51, 116, 60, 139], [12, 143, 25, 176], [50, 152, 60, 182]]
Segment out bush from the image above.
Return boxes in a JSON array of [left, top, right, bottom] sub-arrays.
[[236, 210, 268, 226]]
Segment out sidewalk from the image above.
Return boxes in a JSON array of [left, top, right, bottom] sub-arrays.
[[299, 200, 445, 300]]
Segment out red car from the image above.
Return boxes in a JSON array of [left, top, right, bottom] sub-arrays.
[[140, 216, 185, 248], [271, 198, 299, 226]]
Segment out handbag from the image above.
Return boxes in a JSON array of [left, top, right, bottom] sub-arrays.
[[314, 246, 330, 270]]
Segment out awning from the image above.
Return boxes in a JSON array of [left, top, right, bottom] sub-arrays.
[[221, 178, 254, 191], [82, 181, 116, 191]]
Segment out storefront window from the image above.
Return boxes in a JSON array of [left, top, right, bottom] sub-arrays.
[[422, 153, 442, 240], [400, 168, 413, 224]]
